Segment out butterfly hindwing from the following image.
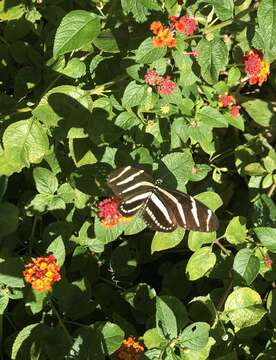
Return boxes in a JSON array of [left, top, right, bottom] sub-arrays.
[[141, 189, 177, 232], [160, 187, 218, 232]]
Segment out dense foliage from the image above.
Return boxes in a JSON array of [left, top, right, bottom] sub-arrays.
[[0, 0, 275, 359]]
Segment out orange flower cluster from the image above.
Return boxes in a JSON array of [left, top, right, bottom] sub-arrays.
[[242, 49, 270, 86], [115, 337, 144, 360], [99, 197, 131, 228], [23, 255, 61, 292], [218, 93, 240, 118], [150, 21, 176, 48]]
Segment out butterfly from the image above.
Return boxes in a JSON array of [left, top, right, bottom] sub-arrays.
[[107, 166, 219, 233]]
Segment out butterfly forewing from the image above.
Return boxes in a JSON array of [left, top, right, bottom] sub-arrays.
[[107, 166, 154, 200]]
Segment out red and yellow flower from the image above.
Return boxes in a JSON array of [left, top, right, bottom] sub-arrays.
[[144, 69, 176, 96], [242, 49, 270, 86], [218, 93, 240, 118], [23, 255, 61, 292], [114, 336, 144, 360], [170, 15, 197, 36], [218, 94, 235, 108], [99, 197, 131, 228], [150, 21, 176, 48]]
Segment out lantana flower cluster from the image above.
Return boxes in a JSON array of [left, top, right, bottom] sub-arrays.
[[144, 69, 176, 95], [242, 49, 270, 86], [218, 93, 240, 118], [150, 15, 197, 48], [99, 197, 130, 228], [23, 255, 61, 292], [114, 336, 144, 360]]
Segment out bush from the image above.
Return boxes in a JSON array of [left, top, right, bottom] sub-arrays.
[[0, 0, 275, 359]]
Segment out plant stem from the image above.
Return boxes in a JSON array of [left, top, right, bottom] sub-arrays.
[[268, 182, 276, 198], [217, 279, 233, 311], [50, 299, 72, 345], [204, 3, 259, 34], [29, 216, 38, 255], [213, 237, 231, 256]]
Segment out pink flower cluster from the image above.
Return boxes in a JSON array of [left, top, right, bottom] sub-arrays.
[[144, 69, 176, 95]]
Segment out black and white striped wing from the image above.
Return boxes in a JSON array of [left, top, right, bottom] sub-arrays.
[[159, 187, 219, 232], [107, 166, 154, 216], [107, 166, 219, 233], [140, 190, 177, 232]]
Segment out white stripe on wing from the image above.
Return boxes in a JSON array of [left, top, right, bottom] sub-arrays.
[[157, 187, 186, 226], [108, 166, 131, 183], [116, 170, 145, 185]]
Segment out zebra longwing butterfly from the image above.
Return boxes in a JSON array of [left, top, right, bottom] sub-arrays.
[[107, 166, 219, 233]]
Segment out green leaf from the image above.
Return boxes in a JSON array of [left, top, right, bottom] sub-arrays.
[[143, 328, 164, 349], [47, 236, 65, 266], [158, 150, 194, 189], [124, 214, 147, 235], [97, 321, 124, 355], [225, 113, 245, 131], [11, 323, 39, 359], [115, 111, 140, 130], [53, 10, 101, 58], [227, 67, 241, 86], [254, 0, 276, 60], [121, 0, 157, 22], [254, 227, 276, 253], [209, 0, 234, 20], [122, 81, 147, 108], [197, 38, 228, 84], [197, 106, 228, 128], [188, 231, 216, 251], [151, 227, 185, 253], [0, 294, 9, 315], [60, 58, 86, 79], [186, 247, 216, 281], [233, 248, 260, 285], [225, 216, 247, 244], [135, 38, 167, 64], [0, 202, 19, 238], [0, 1, 26, 21], [178, 322, 210, 351], [194, 192, 223, 211], [33, 167, 58, 194], [267, 289, 276, 325], [156, 295, 187, 339], [94, 217, 125, 244], [0, 257, 25, 288], [224, 288, 266, 329], [28, 194, 66, 214], [25, 289, 48, 315], [242, 99, 276, 127], [93, 30, 119, 53], [0, 119, 49, 176]]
